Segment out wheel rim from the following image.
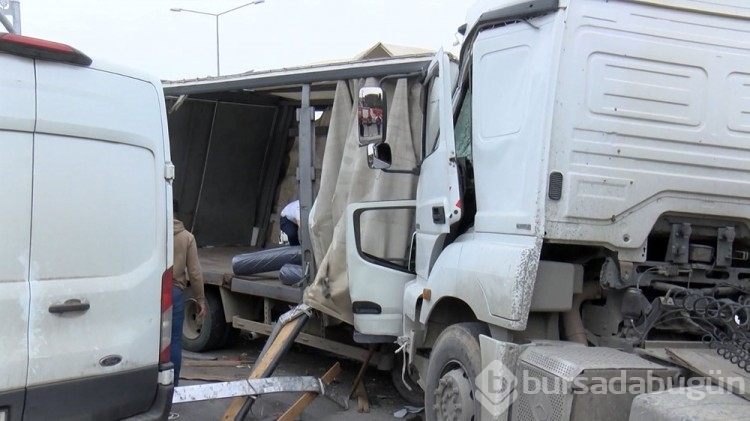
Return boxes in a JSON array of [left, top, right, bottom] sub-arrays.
[[183, 298, 202, 340], [433, 363, 475, 421]]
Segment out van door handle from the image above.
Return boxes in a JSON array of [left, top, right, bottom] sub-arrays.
[[49, 299, 90, 314]]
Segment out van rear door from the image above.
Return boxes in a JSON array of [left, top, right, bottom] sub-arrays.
[[0, 53, 34, 421], [24, 61, 167, 420]]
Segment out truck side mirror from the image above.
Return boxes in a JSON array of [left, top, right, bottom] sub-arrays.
[[367, 142, 392, 170], [358, 87, 385, 146]]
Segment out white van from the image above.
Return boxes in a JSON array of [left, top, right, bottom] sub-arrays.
[[0, 32, 174, 420]]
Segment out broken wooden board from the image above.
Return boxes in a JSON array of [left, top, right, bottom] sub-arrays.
[[354, 380, 370, 413], [222, 310, 309, 420], [348, 347, 375, 400], [666, 348, 750, 400], [277, 362, 342, 421]]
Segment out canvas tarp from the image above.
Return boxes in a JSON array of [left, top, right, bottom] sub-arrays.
[[304, 77, 422, 324]]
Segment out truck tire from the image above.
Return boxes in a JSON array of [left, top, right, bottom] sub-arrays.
[[424, 322, 489, 421], [391, 352, 425, 406], [182, 288, 229, 352]]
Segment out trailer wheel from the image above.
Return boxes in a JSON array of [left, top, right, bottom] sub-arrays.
[[391, 352, 425, 406], [182, 288, 229, 352], [424, 322, 488, 421]]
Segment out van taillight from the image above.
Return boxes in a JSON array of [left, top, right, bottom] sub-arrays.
[[0, 33, 92, 66], [159, 267, 173, 365]]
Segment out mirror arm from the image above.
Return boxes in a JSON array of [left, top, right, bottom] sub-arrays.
[[378, 70, 425, 86], [382, 165, 420, 176]]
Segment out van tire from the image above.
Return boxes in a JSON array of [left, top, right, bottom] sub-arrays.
[[182, 288, 229, 352], [424, 322, 489, 421]]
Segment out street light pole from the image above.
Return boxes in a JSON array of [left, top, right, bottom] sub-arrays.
[[215, 14, 220, 75], [171, 0, 265, 76]]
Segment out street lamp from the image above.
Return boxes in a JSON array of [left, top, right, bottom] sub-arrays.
[[171, 0, 265, 76]]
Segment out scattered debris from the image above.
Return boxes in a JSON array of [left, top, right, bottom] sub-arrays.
[[393, 405, 424, 418], [182, 350, 217, 361]]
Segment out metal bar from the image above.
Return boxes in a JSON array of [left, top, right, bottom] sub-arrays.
[[173, 376, 322, 403], [0, 11, 15, 34], [298, 84, 316, 284], [163, 57, 432, 95], [9, 1, 20, 33], [230, 278, 303, 303], [190, 101, 219, 232], [252, 105, 289, 248], [233, 317, 376, 363]]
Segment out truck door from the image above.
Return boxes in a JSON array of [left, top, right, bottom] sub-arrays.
[[346, 51, 460, 337], [414, 51, 461, 280], [0, 53, 34, 420], [347, 200, 417, 337]]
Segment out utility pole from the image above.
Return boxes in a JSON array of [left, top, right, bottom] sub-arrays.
[[0, 0, 21, 34], [9, 0, 20, 33]]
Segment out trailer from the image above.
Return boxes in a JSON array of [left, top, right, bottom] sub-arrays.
[[162, 54, 433, 403]]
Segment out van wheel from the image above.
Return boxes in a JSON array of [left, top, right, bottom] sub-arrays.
[[182, 288, 230, 352], [424, 322, 488, 421]]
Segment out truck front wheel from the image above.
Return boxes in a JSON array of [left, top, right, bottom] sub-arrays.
[[424, 322, 488, 421]]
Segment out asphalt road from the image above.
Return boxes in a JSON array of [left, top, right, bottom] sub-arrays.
[[171, 335, 423, 421]]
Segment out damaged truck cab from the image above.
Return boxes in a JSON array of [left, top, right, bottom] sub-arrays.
[[348, 0, 750, 420]]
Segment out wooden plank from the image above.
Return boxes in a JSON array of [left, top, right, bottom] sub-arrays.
[[277, 363, 342, 421], [182, 360, 253, 368], [666, 348, 750, 400], [348, 347, 375, 399], [355, 381, 370, 413], [234, 318, 374, 363], [222, 315, 307, 421]]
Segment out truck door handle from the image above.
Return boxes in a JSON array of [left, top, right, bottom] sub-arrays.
[[49, 299, 90, 314], [432, 206, 446, 224]]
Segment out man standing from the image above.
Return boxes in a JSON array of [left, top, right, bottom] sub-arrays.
[[172, 202, 206, 388], [280, 199, 301, 246]]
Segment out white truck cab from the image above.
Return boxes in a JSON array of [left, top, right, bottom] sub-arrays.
[[347, 0, 750, 420], [0, 32, 173, 420]]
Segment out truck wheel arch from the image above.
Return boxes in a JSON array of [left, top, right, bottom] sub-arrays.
[[420, 297, 478, 349]]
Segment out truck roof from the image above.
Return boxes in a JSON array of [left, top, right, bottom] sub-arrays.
[[162, 54, 434, 101], [462, 0, 750, 38]]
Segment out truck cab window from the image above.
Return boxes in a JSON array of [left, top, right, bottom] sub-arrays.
[[454, 87, 472, 161], [423, 75, 441, 157]]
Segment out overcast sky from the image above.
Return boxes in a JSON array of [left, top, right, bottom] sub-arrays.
[[17, 0, 476, 80]]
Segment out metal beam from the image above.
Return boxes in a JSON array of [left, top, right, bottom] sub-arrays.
[[173, 376, 323, 403], [163, 56, 432, 96], [297, 84, 316, 284], [230, 278, 303, 303]]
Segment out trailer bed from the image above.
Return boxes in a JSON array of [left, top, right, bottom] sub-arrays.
[[197, 246, 303, 303]]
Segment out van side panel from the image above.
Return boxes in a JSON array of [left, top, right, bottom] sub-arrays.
[[0, 54, 34, 421], [25, 62, 168, 418]]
